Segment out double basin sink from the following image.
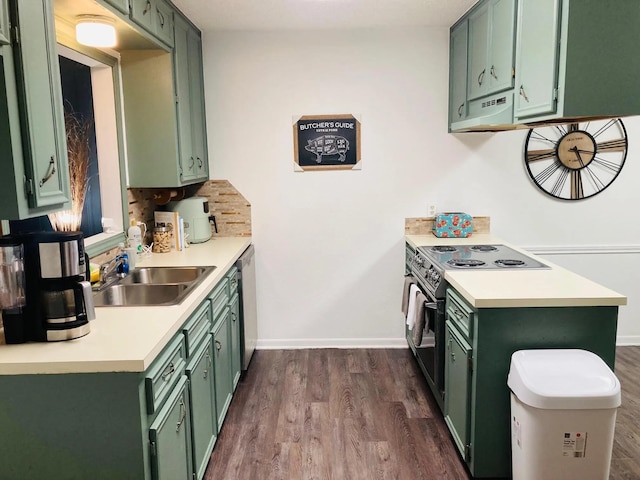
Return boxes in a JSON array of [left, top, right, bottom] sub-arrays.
[[93, 266, 216, 307]]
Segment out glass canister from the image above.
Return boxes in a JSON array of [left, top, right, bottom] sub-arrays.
[[0, 235, 26, 343], [152, 226, 171, 253]]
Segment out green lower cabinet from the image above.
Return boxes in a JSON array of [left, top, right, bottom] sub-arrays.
[[149, 375, 193, 480], [444, 321, 473, 462], [186, 337, 217, 480], [442, 286, 619, 478], [230, 292, 241, 391], [213, 308, 233, 430]]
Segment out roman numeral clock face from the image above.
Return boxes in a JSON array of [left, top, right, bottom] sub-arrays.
[[524, 119, 627, 200]]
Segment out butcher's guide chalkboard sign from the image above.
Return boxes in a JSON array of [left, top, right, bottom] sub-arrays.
[[293, 114, 361, 171]]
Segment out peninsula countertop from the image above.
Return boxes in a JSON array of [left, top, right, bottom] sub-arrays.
[[406, 233, 627, 309], [0, 236, 252, 375]]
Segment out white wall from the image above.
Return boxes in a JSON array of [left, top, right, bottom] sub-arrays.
[[202, 28, 640, 347]]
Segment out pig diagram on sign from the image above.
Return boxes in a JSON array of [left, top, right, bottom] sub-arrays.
[[293, 114, 361, 171], [304, 135, 350, 163]]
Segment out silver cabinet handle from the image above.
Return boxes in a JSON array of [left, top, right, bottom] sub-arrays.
[[477, 68, 485, 86], [457, 103, 465, 118], [215, 340, 222, 351], [197, 157, 203, 168], [175, 396, 186, 432], [157, 9, 165, 28], [453, 308, 464, 320], [143, 0, 151, 16], [204, 351, 211, 379], [231, 312, 237, 322], [39, 156, 56, 187], [519, 85, 530, 103], [189, 157, 195, 169], [490, 65, 497, 80], [451, 351, 456, 361], [161, 362, 175, 380]]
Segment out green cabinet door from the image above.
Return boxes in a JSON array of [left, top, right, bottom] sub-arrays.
[[10, 0, 70, 211], [173, 13, 208, 184], [187, 25, 208, 180], [149, 375, 193, 480], [154, 0, 174, 48], [186, 337, 217, 480], [101, 0, 129, 15], [488, 0, 516, 93], [467, 2, 489, 100], [0, 1, 9, 45], [514, 0, 561, 119], [130, 0, 155, 34], [213, 308, 232, 430], [173, 14, 195, 183], [230, 293, 241, 391], [449, 20, 469, 126], [467, 0, 516, 100], [444, 320, 473, 463]]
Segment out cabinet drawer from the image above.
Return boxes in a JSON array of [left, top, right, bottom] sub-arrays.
[[182, 300, 211, 358], [145, 335, 187, 415], [446, 289, 475, 340], [209, 279, 229, 320]]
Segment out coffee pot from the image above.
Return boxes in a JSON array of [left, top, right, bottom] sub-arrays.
[[22, 231, 95, 342], [0, 236, 26, 344]]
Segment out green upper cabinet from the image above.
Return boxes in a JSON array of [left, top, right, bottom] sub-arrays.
[[0, 0, 70, 219], [514, 0, 640, 123], [101, 0, 129, 15], [122, 10, 207, 188], [173, 12, 208, 184], [513, 0, 560, 119], [449, 20, 469, 125], [466, 0, 515, 100], [0, 1, 9, 45], [130, 0, 174, 48], [450, 0, 640, 131]]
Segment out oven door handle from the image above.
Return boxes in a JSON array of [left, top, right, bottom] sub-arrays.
[[424, 302, 438, 310]]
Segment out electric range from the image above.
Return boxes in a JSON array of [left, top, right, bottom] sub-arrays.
[[411, 244, 549, 299]]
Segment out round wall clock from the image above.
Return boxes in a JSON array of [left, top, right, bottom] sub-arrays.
[[524, 118, 627, 200]]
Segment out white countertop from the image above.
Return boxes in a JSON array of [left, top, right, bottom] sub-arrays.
[[0, 237, 252, 375], [406, 234, 627, 309]]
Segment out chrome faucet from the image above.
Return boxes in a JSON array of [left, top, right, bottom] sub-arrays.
[[99, 255, 127, 286]]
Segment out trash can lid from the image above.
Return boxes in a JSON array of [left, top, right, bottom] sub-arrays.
[[507, 349, 621, 410]]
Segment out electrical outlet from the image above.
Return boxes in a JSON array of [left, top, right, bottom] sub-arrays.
[[427, 204, 437, 217]]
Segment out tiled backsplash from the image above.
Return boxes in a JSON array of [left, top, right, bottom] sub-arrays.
[[91, 180, 251, 264]]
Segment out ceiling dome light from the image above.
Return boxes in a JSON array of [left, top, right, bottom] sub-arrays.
[[75, 15, 116, 48]]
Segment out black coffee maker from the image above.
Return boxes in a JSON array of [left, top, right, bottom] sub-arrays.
[[22, 231, 95, 342]]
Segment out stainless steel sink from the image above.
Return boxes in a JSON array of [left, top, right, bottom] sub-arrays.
[[94, 266, 216, 307], [120, 266, 214, 285]]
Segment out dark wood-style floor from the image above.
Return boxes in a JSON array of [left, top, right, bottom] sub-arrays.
[[204, 347, 640, 480]]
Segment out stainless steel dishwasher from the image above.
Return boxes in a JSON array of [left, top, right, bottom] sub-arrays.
[[235, 244, 257, 371]]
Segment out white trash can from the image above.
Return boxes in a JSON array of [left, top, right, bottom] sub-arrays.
[[507, 349, 621, 480]]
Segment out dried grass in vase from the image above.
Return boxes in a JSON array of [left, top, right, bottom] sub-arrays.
[[49, 111, 92, 232]]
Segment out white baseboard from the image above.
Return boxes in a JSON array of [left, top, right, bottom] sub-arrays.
[[616, 335, 640, 346], [256, 337, 408, 349]]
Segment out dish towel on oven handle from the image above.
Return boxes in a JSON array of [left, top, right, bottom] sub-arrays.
[[402, 275, 416, 317], [413, 292, 437, 347], [406, 283, 421, 330]]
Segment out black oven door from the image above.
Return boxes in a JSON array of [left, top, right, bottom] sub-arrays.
[[406, 285, 445, 409]]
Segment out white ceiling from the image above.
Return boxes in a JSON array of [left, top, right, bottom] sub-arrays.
[[171, 0, 478, 31]]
